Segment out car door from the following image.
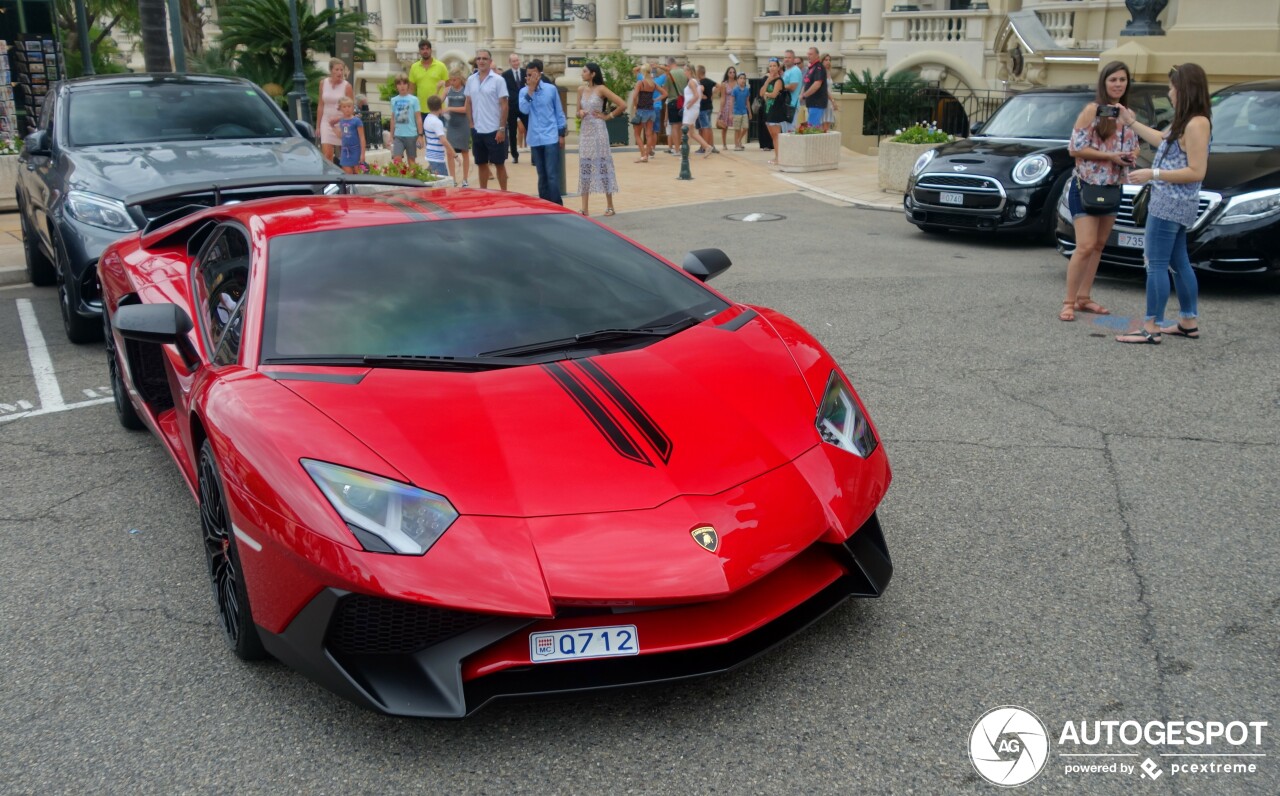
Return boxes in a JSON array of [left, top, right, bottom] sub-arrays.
[[22, 90, 58, 259]]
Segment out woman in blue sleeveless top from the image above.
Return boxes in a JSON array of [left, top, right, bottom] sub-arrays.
[[1116, 63, 1212, 344]]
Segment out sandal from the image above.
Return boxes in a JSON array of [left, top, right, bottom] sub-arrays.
[[604, 208, 616, 216], [634, 157, 649, 163], [1059, 301, 1075, 322], [1160, 323, 1200, 339], [1074, 298, 1111, 315], [1115, 329, 1161, 345]]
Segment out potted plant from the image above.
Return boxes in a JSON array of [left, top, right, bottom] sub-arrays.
[[777, 123, 842, 173], [366, 160, 454, 188], [596, 50, 639, 146], [878, 122, 952, 193], [0, 136, 22, 211]]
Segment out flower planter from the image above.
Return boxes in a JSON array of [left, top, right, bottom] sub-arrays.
[[776, 131, 842, 173], [878, 140, 943, 193], [0, 156, 18, 211], [605, 113, 630, 146]]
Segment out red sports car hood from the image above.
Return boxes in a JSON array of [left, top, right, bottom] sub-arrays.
[[277, 318, 821, 517]]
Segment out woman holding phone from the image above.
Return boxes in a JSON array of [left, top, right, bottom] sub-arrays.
[[1059, 61, 1138, 322]]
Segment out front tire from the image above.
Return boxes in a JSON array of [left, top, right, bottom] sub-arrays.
[[104, 313, 144, 430], [198, 440, 267, 661], [55, 235, 102, 345], [18, 197, 56, 286]]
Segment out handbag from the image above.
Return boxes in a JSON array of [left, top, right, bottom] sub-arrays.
[[1080, 182, 1122, 214], [1130, 142, 1163, 227]]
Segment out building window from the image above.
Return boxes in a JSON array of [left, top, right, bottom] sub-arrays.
[[409, 0, 427, 24], [789, 0, 852, 13], [539, 0, 571, 20], [649, 0, 694, 18]]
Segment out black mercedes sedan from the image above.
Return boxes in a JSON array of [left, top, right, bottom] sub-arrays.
[[1056, 79, 1280, 276], [16, 74, 335, 343], [904, 83, 1168, 240]]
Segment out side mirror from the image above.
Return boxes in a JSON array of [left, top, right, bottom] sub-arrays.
[[114, 303, 198, 368], [23, 129, 51, 157], [294, 120, 317, 143], [969, 121, 984, 135], [682, 248, 732, 282]]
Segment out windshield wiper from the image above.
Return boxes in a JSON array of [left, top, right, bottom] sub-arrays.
[[479, 317, 700, 358], [362, 354, 527, 371]]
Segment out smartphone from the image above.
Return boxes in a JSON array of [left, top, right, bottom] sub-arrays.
[[1096, 104, 1119, 118]]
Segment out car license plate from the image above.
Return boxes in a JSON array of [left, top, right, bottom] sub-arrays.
[[1117, 232, 1145, 249], [530, 625, 639, 663], [940, 191, 964, 205]]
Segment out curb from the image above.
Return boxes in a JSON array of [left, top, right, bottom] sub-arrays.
[[0, 265, 28, 288]]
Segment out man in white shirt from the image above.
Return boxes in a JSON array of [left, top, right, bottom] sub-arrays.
[[464, 49, 510, 190]]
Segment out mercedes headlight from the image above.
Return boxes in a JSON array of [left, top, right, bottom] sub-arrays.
[[303, 460, 458, 555], [911, 149, 937, 176], [815, 371, 878, 459], [1216, 188, 1280, 225], [1012, 154, 1052, 185], [64, 191, 138, 233]]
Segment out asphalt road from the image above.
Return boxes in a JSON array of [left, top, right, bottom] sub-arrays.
[[0, 194, 1276, 795]]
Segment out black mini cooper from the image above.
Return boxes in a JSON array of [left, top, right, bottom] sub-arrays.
[[903, 84, 1169, 240], [1056, 79, 1280, 276]]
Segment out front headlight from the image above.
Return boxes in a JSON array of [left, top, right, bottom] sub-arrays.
[[1216, 188, 1280, 225], [1012, 154, 1052, 185], [911, 149, 937, 176], [815, 371, 878, 459], [64, 191, 138, 233], [302, 459, 459, 555]]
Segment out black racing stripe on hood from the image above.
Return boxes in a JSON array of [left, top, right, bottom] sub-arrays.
[[543, 362, 653, 467], [576, 359, 673, 464]]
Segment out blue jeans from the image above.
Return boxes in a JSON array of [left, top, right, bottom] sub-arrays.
[[1144, 215, 1198, 324], [530, 143, 562, 206]]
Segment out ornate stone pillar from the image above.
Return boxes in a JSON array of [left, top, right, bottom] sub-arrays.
[[697, 0, 726, 48], [574, 8, 596, 50], [492, 0, 515, 49], [725, 0, 754, 52], [859, 0, 885, 46], [595, 0, 621, 50], [378, 0, 400, 50]]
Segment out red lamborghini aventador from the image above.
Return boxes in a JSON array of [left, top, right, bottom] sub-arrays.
[[99, 178, 892, 717]]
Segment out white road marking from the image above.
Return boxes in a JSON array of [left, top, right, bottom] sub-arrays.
[[16, 298, 65, 411], [83, 389, 99, 398], [18, 400, 33, 409], [0, 396, 114, 424]]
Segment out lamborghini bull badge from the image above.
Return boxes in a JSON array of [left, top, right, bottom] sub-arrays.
[[691, 525, 719, 553]]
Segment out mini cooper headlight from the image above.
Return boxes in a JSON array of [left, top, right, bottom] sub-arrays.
[[64, 191, 138, 233], [1012, 154, 1052, 185], [815, 371, 878, 459], [912, 149, 938, 177], [302, 460, 458, 555], [1216, 188, 1280, 225]]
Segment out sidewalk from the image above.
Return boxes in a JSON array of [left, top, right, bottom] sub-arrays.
[[0, 142, 900, 287]]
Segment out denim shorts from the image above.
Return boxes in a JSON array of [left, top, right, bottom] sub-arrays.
[[632, 108, 657, 125], [698, 110, 711, 128]]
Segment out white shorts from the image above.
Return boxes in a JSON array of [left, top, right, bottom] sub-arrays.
[[682, 106, 700, 126]]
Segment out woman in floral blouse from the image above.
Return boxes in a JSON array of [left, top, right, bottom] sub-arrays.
[[1059, 61, 1139, 322]]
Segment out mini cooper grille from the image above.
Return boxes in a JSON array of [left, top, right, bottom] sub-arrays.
[[326, 595, 494, 655], [916, 174, 996, 189]]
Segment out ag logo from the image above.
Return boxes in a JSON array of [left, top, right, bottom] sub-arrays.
[[968, 706, 1049, 787], [690, 525, 718, 553]]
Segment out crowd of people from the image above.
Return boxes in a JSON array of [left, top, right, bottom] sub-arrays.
[[1060, 60, 1210, 344], [320, 41, 844, 217]]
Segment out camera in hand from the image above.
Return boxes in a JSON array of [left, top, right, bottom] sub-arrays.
[[1096, 104, 1120, 118]]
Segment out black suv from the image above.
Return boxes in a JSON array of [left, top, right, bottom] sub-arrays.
[[904, 83, 1169, 240], [17, 74, 336, 343], [1056, 79, 1280, 276]]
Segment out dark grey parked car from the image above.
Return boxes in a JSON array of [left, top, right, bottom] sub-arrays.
[[17, 73, 338, 343]]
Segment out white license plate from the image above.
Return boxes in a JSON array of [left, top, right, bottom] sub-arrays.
[[530, 625, 639, 663], [1117, 232, 1145, 249], [940, 191, 964, 205]]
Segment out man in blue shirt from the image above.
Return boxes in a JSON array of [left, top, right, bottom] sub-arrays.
[[782, 50, 803, 133], [518, 59, 567, 205]]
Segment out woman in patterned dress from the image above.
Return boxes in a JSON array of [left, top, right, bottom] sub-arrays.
[[714, 66, 737, 151], [576, 63, 625, 217], [316, 58, 353, 164]]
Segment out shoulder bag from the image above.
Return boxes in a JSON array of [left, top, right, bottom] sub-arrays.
[[1078, 124, 1127, 215], [1130, 139, 1162, 227]]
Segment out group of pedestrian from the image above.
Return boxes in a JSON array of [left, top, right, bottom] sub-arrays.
[[1060, 60, 1211, 345]]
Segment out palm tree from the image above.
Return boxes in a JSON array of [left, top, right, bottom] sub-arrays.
[[137, 0, 172, 73], [843, 69, 930, 136], [216, 0, 373, 89]]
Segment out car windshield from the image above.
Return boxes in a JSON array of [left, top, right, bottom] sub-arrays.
[[977, 93, 1090, 140], [68, 84, 291, 146], [260, 213, 729, 362], [1210, 89, 1280, 147]]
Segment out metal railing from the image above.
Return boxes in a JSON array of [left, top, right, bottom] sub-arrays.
[[842, 82, 1013, 144]]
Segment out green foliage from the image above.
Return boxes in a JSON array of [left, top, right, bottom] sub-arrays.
[[215, 0, 373, 90], [367, 160, 442, 183], [60, 30, 129, 78], [378, 76, 400, 103], [595, 50, 639, 107], [891, 124, 951, 144], [842, 69, 931, 136]]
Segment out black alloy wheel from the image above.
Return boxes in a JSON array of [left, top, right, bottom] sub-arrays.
[[18, 197, 56, 286], [104, 313, 144, 430], [54, 235, 102, 345], [198, 440, 267, 661]]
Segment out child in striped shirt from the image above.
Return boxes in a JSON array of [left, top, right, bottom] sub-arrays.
[[423, 95, 457, 181]]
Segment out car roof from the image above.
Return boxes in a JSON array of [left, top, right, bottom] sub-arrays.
[[1019, 83, 1165, 95], [166, 189, 574, 243], [65, 73, 254, 92], [1215, 79, 1280, 93]]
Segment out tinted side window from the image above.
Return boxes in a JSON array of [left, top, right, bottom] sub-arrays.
[[1149, 95, 1174, 131], [196, 228, 251, 365]]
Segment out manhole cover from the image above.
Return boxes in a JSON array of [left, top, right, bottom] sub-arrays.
[[724, 212, 786, 222]]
